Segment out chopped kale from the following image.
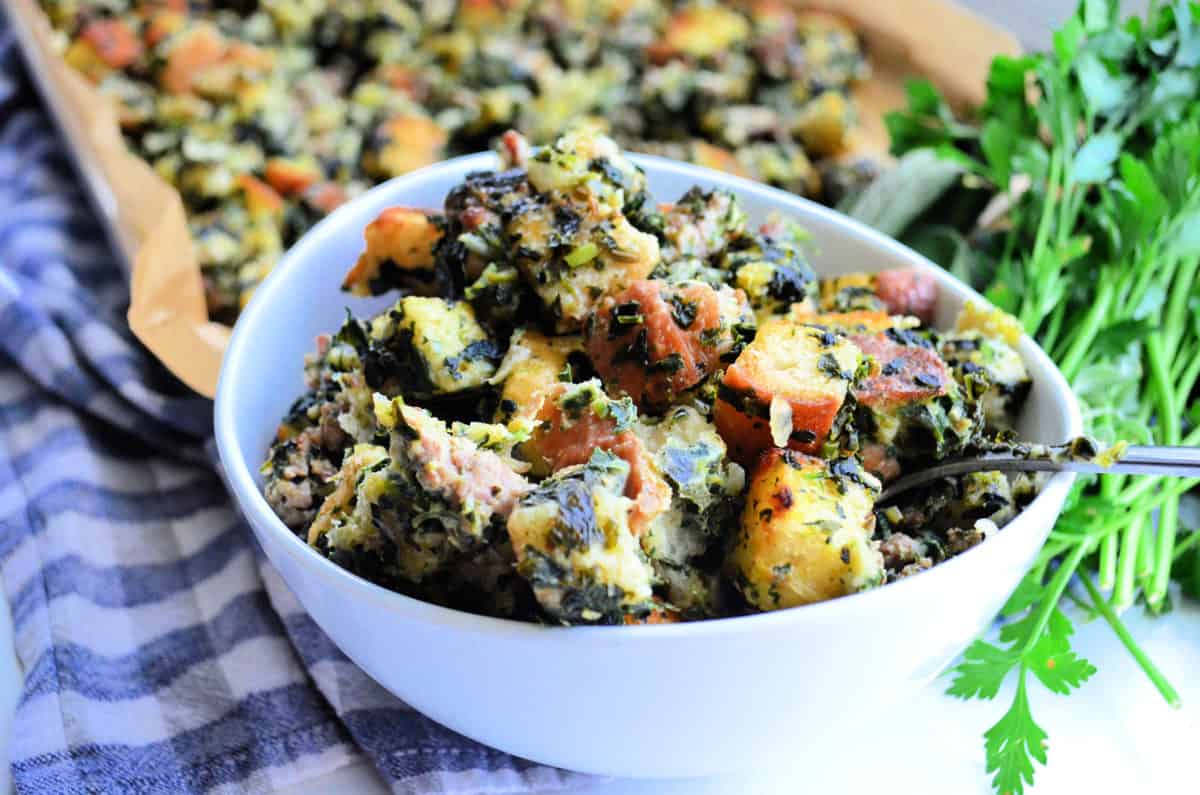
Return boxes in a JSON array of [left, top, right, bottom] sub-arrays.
[[913, 372, 942, 389], [546, 479, 602, 552], [444, 339, 502, 380], [885, 327, 933, 349], [652, 353, 685, 374], [817, 352, 854, 381], [668, 294, 700, 329]]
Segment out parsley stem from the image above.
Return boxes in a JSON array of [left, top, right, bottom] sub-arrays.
[[1117, 476, 1158, 507], [1058, 280, 1114, 382], [1174, 530, 1200, 562], [1137, 512, 1156, 580], [1020, 539, 1093, 656], [1080, 570, 1181, 708], [1032, 148, 1062, 261], [1038, 539, 1072, 561], [1097, 476, 1121, 589], [1021, 150, 1064, 332], [1063, 480, 1200, 542], [1125, 250, 1165, 324], [1055, 179, 1075, 247], [1032, 540, 1072, 582], [1145, 334, 1181, 606], [1192, 547, 1200, 607], [1041, 299, 1067, 355], [1126, 481, 1197, 521], [1052, 481, 1197, 550], [1148, 498, 1178, 608], [1099, 531, 1118, 590], [1163, 254, 1200, 361], [1136, 387, 1156, 426], [1173, 341, 1200, 398], [1112, 513, 1146, 611]]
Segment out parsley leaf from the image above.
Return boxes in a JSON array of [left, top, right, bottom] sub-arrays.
[[1022, 610, 1098, 695], [884, 79, 978, 154], [946, 640, 1017, 701], [1029, 640, 1098, 695], [1069, 132, 1121, 184], [984, 671, 1048, 795]]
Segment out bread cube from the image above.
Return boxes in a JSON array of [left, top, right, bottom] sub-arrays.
[[264, 156, 321, 196], [819, 272, 885, 314], [734, 142, 821, 197], [493, 329, 582, 425], [938, 331, 1031, 430], [342, 207, 445, 297], [714, 319, 861, 465], [525, 126, 649, 202], [655, 5, 751, 61], [364, 297, 499, 398], [692, 142, 752, 178], [851, 331, 975, 459], [364, 115, 448, 179], [729, 450, 881, 609], [585, 279, 747, 409], [507, 450, 657, 624], [509, 194, 659, 332], [792, 308, 899, 335], [792, 91, 854, 156], [721, 232, 817, 321], [794, 11, 869, 88], [77, 19, 142, 71], [661, 187, 747, 261], [818, 269, 938, 324]]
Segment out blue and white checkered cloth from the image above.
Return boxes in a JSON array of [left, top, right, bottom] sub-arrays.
[[0, 16, 585, 794]]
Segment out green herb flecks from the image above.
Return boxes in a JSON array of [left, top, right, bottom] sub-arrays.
[[565, 241, 600, 268], [668, 294, 700, 329], [817, 353, 853, 381]]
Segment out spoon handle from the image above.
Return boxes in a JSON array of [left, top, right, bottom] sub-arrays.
[[1100, 444, 1200, 475], [878, 445, 1200, 503]]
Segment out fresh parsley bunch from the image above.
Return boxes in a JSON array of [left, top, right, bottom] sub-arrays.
[[847, 1, 1200, 792]]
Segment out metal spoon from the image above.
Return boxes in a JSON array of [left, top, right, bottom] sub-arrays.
[[878, 444, 1200, 503]]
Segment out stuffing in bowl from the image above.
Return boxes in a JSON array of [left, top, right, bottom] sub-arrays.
[[214, 130, 1080, 777], [260, 128, 1048, 626]]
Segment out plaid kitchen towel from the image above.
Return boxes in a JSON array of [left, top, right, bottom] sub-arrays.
[[0, 14, 584, 795]]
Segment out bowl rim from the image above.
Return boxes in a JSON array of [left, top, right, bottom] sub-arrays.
[[214, 151, 1084, 639]]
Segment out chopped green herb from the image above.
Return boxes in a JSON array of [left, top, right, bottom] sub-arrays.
[[668, 294, 700, 329], [564, 241, 600, 268], [817, 353, 853, 381]]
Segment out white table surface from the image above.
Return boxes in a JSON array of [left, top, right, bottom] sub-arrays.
[[3, 2, 1186, 793]]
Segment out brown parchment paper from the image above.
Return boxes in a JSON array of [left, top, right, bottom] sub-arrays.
[[7, 0, 1018, 399], [9, 0, 229, 396]]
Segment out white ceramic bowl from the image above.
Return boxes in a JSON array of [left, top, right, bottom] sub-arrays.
[[215, 154, 1082, 778]]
